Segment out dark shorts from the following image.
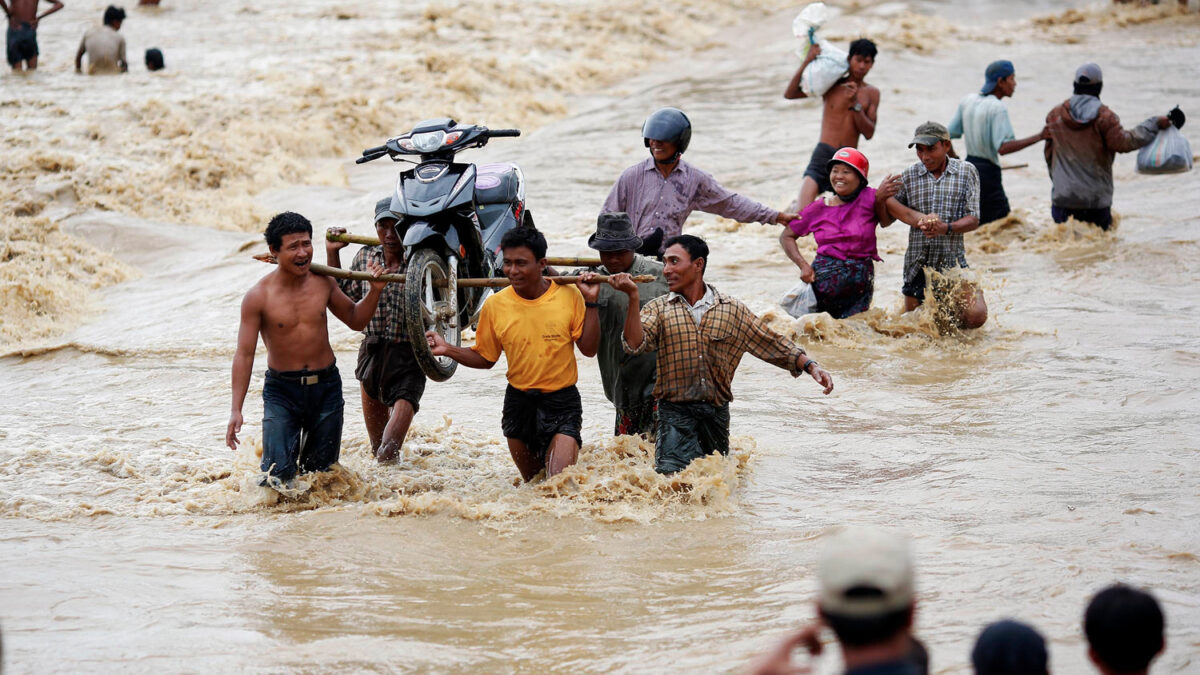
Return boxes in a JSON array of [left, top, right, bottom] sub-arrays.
[[1052, 205, 1112, 231], [261, 365, 344, 480], [966, 156, 1010, 224], [803, 142, 838, 194], [655, 400, 730, 474], [354, 337, 426, 411], [6, 23, 38, 67], [501, 384, 583, 464], [812, 254, 874, 319], [901, 265, 967, 302]]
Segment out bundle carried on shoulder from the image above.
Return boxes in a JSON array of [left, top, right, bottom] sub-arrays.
[[1136, 125, 1193, 174], [793, 2, 848, 97]]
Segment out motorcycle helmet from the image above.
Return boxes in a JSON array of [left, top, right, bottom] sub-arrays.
[[642, 107, 691, 163], [826, 147, 870, 183]]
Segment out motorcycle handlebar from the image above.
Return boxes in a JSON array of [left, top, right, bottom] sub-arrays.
[[361, 144, 388, 157], [488, 129, 521, 137], [356, 151, 388, 164]]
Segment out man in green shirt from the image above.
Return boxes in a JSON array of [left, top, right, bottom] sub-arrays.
[[580, 213, 668, 437]]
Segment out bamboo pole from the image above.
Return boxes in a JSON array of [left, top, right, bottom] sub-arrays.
[[324, 232, 602, 267], [452, 274, 655, 288], [1000, 163, 1028, 170], [253, 254, 654, 287]]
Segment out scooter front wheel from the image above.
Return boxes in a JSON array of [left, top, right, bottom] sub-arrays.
[[404, 248, 459, 382]]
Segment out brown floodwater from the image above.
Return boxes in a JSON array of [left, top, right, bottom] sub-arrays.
[[2, 0, 1199, 673]]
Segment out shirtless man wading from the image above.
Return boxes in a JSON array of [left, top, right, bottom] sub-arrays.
[[785, 38, 880, 209], [227, 212, 386, 491], [2, 0, 64, 72]]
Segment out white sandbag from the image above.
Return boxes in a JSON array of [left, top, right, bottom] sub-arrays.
[[792, 3, 847, 97], [781, 282, 819, 318], [1137, 125, 1193, 174]]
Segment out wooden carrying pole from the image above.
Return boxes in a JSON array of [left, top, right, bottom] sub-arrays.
[[253, 254, 653, 287], [324, 232, 602, 267]]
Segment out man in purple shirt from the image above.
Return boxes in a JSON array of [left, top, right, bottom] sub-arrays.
[[603, 107, 797, 255]]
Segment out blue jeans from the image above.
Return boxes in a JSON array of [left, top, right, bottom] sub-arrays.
[[261, 365, 344, 479]]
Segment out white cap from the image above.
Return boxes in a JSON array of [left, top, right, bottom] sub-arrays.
[[818, 526, 914, 617]]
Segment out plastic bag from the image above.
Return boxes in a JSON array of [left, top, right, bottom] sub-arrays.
[[792, 2, 829, 59], [781, 282, 819, 318], [1137, 125, 1193, 174], [792, 2, 848, 97]]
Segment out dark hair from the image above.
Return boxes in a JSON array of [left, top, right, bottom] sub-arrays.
[[264, 211, 313, 250], [103, 5, 126, 25], [145, 48, 164, 71], [820, 605, 912, 648], [848, 38, 877, 60], [971, 620, 1049, 675], [1074, 81, 1102, 97], [1084, 584, 1164, 673], [500, 226, 547, 259], [662, 234, 709, 274]]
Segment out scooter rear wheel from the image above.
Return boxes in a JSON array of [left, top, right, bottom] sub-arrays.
[[404, 248, 459, 382]]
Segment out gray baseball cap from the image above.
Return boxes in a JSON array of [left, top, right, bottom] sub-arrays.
[[374, 196, 396, 224], [908, 121, 951, 148], [1074, 63, 1103, 85], [818, 526, 915, 618]]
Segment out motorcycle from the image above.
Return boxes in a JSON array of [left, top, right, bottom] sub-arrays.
[[356, 118, 530, 382]]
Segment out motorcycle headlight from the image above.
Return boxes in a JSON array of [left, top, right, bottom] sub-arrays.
[[411, 131, 446, 153]]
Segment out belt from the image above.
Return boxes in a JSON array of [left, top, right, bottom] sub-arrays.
[[267, 364, 337, 386]]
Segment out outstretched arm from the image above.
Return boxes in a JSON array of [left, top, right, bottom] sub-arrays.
[[227, 290, 263, 450]]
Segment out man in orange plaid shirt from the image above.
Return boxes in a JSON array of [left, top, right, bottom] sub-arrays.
[[612, 234, 834, 473]]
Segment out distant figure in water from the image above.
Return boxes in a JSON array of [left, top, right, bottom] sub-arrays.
[[613, 234, 832, 474], [602, 107, 798, 256], [1043, 63, 1177, 231], [144, 47, 162, 71], [779, 147, 900, 319], [75, 5, 127, 74], [1084, 584, 1166, 675], [785, 38, 881, 209], [947, 59, 1049, 225], [971, 620, 1050, 675], [2, 0, 64, 72], [325, 198, 427, 464], [427, 227, 601, 482], [748, 527, 919, 675], [227, 212, 386, 492], [884, 121, 989, 329]]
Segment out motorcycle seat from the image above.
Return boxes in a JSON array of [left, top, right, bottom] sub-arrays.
[[474, 163, 522, 205]]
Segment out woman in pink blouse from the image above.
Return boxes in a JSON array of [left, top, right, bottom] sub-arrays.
[[779, 147, 900, 318]]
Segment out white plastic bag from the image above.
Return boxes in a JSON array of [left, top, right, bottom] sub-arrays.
[[792, 2, 829, 58], [780, 282, 819, 318], [1137, 126, 1193, 174], [792, 2, 848, 97]]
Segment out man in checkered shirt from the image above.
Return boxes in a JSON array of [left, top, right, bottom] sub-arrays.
[[325, 198, 427, 464], [612, 234, 834, 474], [885, 121, 989, 329]]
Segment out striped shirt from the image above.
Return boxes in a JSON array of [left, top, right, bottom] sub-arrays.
[[622, 285, 807, 406], [895, 158, 980, 284], [602, 158, 779, 242], [337, 246, 407, 342]]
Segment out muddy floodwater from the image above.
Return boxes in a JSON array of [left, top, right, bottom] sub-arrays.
[[2, 0, 1199, 673]]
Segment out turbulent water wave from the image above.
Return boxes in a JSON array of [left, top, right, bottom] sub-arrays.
[[0, 414, 755, 528]]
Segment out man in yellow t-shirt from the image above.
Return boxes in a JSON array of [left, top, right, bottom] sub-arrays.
[[427, 228, 601, 481]]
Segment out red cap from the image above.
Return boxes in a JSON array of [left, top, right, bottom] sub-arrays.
[[827, 147, 869, 183]]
